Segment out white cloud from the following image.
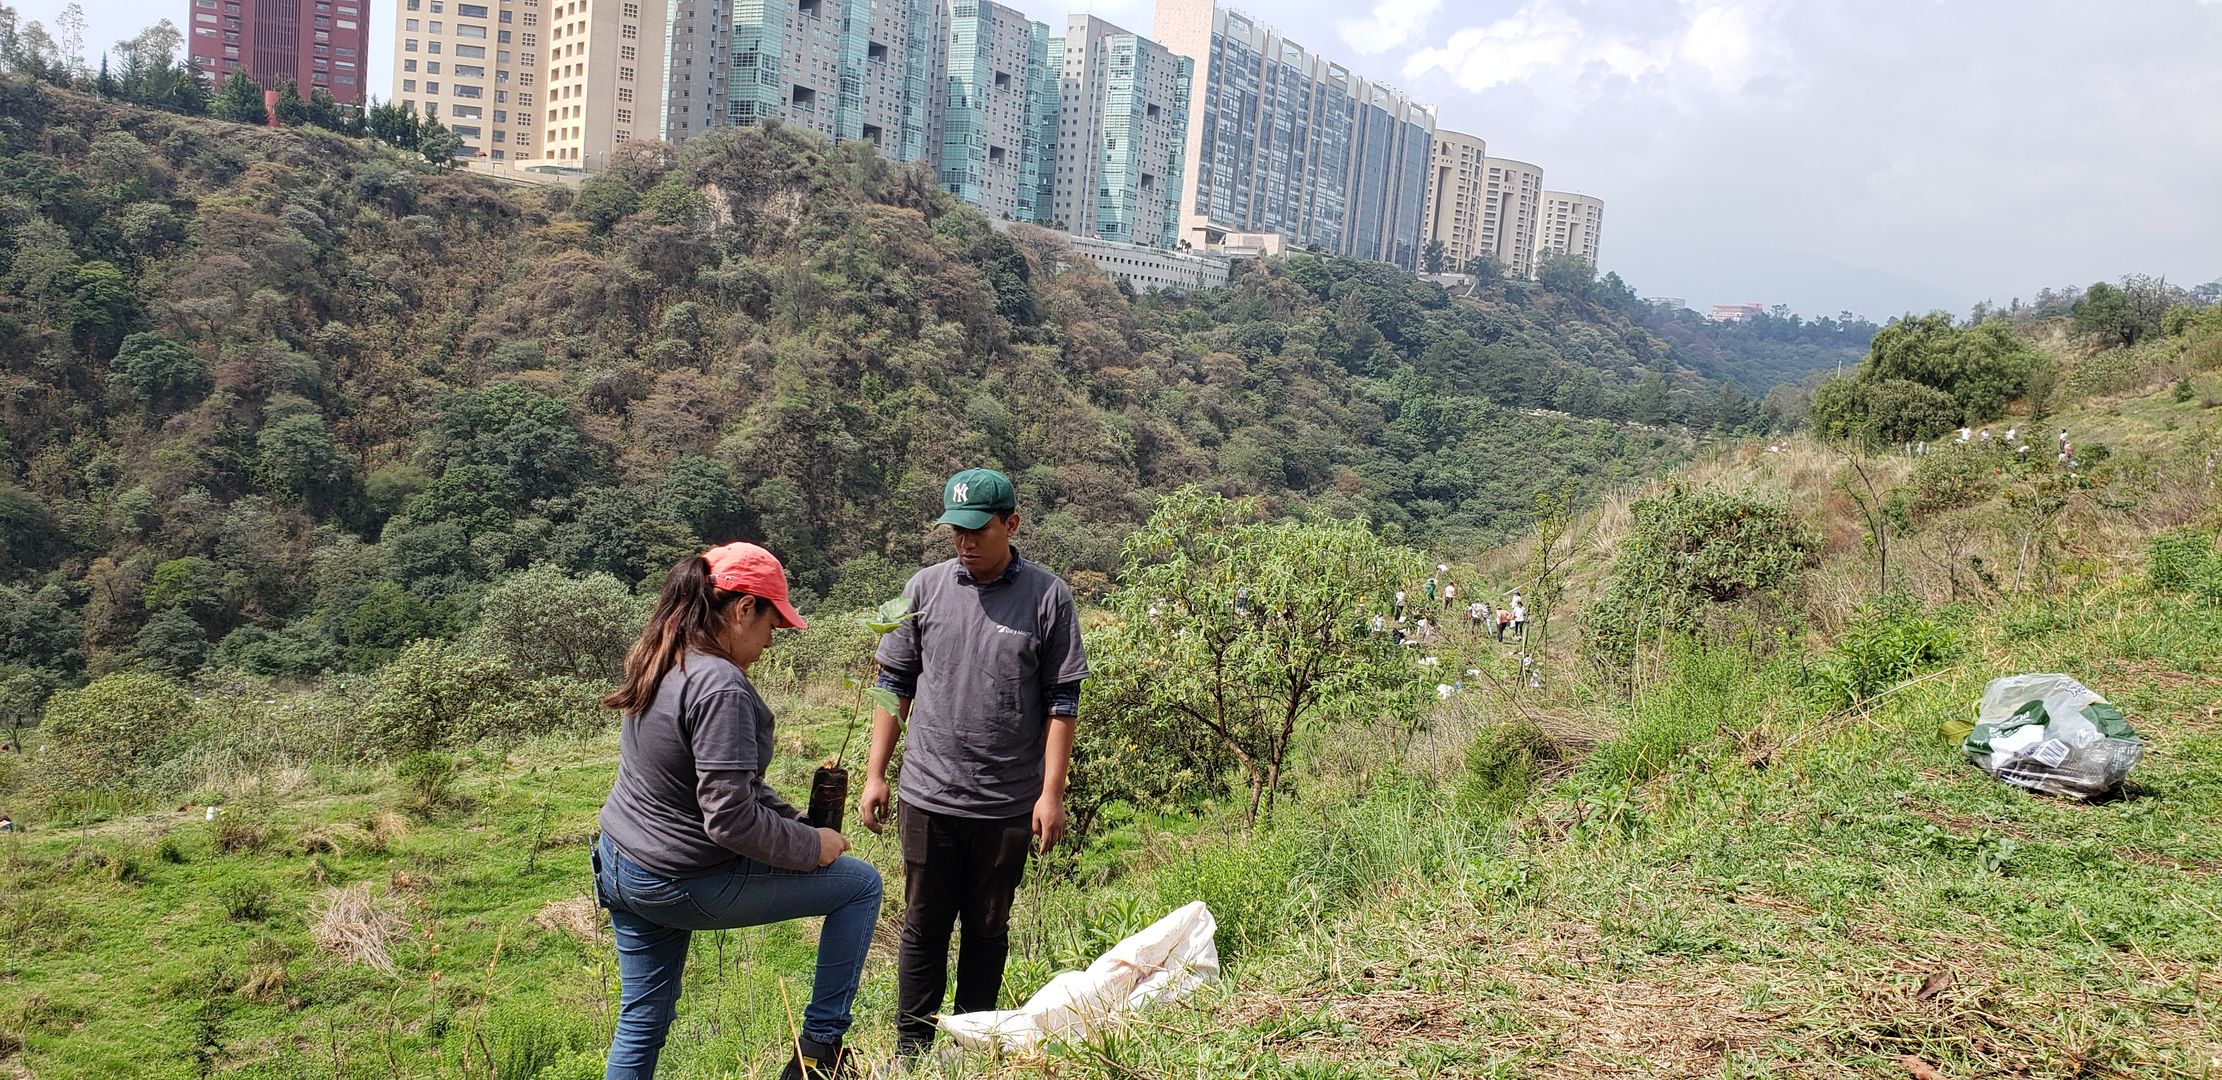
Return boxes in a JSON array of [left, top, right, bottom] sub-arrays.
[[1336, 0, 1443, 56], [1404, 1, 1775, 96]]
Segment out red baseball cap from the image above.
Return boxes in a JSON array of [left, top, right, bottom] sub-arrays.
[[702, 542, 808, 629]]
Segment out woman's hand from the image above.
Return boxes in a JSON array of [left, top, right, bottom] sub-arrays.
[[816, 827, 849, 867]]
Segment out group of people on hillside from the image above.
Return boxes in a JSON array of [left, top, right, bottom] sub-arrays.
[[1921, 426, 2079, 469], [1382, 571, 1526, 644], [595, 467, 1084, 1079]]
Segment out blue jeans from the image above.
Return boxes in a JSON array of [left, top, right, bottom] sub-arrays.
[[594, 834, 884, 1079]]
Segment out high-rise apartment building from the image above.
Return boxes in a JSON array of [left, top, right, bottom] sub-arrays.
[[1534, 190, 1605, 266], [187, 0, 371, 106], [1044, 15, 1191, 249], [531, 0, 666, 170], [1479, 156, 1544, 277], [1152, 0, 1433, 270], [1419, 128, 1486, 272], [939, 0, 1052, 223], [695, 0, 946, 162], [391, 0, 539, 162]]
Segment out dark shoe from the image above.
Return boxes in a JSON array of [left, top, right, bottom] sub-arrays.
[[777, 1036, 856, 1080]]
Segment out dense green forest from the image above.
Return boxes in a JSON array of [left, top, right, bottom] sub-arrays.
[[0, 77, 1866, 699]]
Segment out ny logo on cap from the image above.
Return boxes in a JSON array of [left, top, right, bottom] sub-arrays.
[[954, 482, 970, 502]]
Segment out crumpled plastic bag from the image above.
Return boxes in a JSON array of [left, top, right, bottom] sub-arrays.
[[938, 901, 1219, 1052], [1960, 674, 2141, 799]]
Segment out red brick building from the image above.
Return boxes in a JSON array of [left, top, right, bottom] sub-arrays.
[[186, 0, 372, 107]]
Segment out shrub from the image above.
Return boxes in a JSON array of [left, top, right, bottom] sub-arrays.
[[218, 875, 274, 921], [469, 563, 641, 681], [1456, 719, 1559, 818], [37, 673, 196, 791], [214, 811, 277, 854], [1803, 590, 1960, 712], [395, 751, 458, 814], [358, 639, 509, 756], [478, 1002, 600, 1080], [1583, 488, 1821, 668], [1907, 445, 1999, 516], [2147, 530, 2221, 595]]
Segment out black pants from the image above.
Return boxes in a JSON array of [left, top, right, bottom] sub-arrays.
[[896, 803, 1033, 1051]]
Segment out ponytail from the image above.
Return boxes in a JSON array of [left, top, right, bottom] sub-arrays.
[[605, 556, 747, 713]]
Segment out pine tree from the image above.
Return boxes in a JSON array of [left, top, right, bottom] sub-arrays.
[[211, 69, 267, 125], [94, 53, 116, 97], [272, 80, 309, 127]]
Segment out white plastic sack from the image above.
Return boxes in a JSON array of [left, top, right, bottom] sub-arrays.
[[938, 901, 1219, 1052], [1963, 674, 2142, 799]]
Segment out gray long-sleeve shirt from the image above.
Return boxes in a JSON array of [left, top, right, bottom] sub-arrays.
[[599, 651, 819, 876], [875, 552, 1090, 819]]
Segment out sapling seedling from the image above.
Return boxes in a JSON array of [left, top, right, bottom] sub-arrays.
[[807, 596, 914, 832]]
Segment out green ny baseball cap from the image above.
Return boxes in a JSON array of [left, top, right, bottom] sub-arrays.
[[936, 468, 1018, 529]]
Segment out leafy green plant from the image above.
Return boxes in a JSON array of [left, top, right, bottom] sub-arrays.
[[2147, 529, 2220, 595], [1804, 590, 1959, 711], [395, 751, 458, 815], [217, 876, 274, 922], [1583, 488, 1821, 669], [1089, 488, 1429, 827]]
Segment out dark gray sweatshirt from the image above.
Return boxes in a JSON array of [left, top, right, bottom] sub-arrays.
[[599, 651, 819, 876]]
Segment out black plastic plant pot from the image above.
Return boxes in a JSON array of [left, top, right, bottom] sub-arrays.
[[808, 765, 848, 832]]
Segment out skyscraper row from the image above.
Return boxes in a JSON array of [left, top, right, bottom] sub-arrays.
[[1420, 132, 1604, 277], [186, 0, 1600, 274]]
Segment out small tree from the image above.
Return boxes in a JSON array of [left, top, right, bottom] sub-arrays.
[[1089, 487, 1428, 827], [210, 68, 266, 124], [39, 672, 195, 790], [469, 563, 643, 681]]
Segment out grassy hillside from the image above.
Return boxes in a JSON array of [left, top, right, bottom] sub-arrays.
[[0, 76, 1880, 704], [4, 287, 2218, 1078]]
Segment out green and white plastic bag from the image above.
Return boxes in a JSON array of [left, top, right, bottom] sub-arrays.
[[1961, 673, 2142, 799]]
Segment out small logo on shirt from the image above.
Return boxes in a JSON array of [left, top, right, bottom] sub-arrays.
[[994, 624, 1030, 636]]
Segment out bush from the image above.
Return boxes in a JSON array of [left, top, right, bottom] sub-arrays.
[[1457, 719, 1559, 818], [358, 639, 510, 756], [37, 673, 196, 791], [395, 751, 458, 814], [1803, 591, 1960, 711], [218, 875, 274, 921], [1583, 489, 1821, 668], [469, 563, 641, 681], [1906, 444, 1999, 516], [2147, 530, 2221, 595], [476, 1002, 600, 1080]]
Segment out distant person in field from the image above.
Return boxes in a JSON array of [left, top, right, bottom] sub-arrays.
[[1424, 577, 1438, 605], [859, 468, 1089, 1057], [1495, 607, 1513, 642], [1443, 581, 1457, 611], [595, 544, 882, 1080], [1510, 593, 1527, 641], [0, 814, 12, 833], [1467, 600, 1485, 631], [1394, 589, 1407, 618]]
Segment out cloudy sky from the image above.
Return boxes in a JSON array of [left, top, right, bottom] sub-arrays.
[[21, 0, 2222, 318]]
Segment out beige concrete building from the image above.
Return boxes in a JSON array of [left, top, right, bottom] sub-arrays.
[[1534, 190, 1605, 267], [392, 0, 665, 171], [392, 0, 541, 162], [528, 0, 666, 170], [1419, 128, 1487, 272], [1479, 156, 1544, 277]]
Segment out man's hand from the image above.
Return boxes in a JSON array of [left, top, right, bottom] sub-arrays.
[[858, 776, 892, 835], [1031, 792, 1067, 852], [816, 827, 849, 867]]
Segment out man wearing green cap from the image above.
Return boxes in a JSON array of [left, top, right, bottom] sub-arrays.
[[858, 468, 1090, 1055]]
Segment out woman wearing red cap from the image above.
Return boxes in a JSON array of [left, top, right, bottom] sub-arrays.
[[594, 543, 882, 1080]]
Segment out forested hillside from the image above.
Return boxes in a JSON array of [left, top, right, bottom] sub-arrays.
[[0, 79, 1854, 695]]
